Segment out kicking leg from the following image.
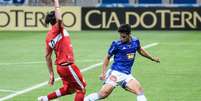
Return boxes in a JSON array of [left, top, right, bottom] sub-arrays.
[[84, 84, 115, 101], [84, 70, 117, 101], [98, 84, 114, 99]]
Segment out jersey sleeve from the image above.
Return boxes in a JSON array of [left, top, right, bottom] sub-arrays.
[[108, 41, 118, 57], [45, 39, 53, 54]]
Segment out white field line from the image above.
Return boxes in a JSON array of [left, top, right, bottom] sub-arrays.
[[0, 42, 158, 101], [0, 59, 101, 66], [0, 61, 44, 65], [0, 89, 16, 93], [143, 42, 158, 49]]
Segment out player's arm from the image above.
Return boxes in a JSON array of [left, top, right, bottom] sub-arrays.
[[100, 55, 111, 80], [100, 41, 116, 80], [45, 47, 54, 86], [53, 0, 62, 29], [137, 47, 160, 63]]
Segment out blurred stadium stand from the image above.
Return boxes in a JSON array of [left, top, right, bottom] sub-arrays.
[[172, 0, 197, 4], [0, 0, 201, 6], [98, 0, 131, 7], [138, 0, 162, 4]]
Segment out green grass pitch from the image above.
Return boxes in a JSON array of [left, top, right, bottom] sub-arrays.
[[0, 31, 201, 101]]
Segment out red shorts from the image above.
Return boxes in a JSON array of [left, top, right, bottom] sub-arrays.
[[57, 63, 86, 92]]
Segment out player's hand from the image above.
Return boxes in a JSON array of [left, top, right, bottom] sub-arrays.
[[99, 73, 106, 81], [48, 74, 55, 86], [152, 57, 160, 63]]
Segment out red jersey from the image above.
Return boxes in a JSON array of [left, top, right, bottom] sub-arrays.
[[45, 24, 74, 65]]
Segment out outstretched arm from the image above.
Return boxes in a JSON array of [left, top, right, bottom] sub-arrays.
[[45, 48, 54, 86], [100, 55, 111, 80], [137, 47, 160, 63], [53, 0, 62, 28]]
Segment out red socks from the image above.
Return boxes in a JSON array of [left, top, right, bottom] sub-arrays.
[[47, 86, 68, 100], [47, 86, 85, 101], [74, 91, 86, 101]]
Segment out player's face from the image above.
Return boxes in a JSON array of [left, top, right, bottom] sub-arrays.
[[120, 33, 130, 43]]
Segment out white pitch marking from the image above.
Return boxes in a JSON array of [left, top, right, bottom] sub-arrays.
[[143, 42, 158, 49], [0, 89, 16, 93], [0, 61, 44, 66], [0, 59, 101, 66]]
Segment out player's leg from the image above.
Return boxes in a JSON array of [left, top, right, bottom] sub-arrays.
[[84, 69, 117, 101], [125, 78, 147, 101], [68, 64, 87, 101], [38, 66, 75, 101], [99, 83, 115, 99], [37, 80, 75, 101], [84, 84, 114, 101], [46, 80, 75, 100], [74, 89, 86, 101]]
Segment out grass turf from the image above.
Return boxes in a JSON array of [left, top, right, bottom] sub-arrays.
[[0, 31, 201, 101]]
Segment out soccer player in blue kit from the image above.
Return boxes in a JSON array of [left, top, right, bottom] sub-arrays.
[[84, 24, 160, 101]]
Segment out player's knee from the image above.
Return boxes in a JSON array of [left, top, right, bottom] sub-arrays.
[[76, 89, 86, 95], [62, 86, 75, 95], [63, 86, 68, 91], [126, 84, 144, 95], [98, 90, 110, 99], [135, 87, 144, 95]]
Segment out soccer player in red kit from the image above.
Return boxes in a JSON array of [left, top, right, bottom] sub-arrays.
[[38, 0, 86, 101]]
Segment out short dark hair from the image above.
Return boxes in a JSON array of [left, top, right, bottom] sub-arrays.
[[45, 11, 56, 25], [118, 24, 131, 35]]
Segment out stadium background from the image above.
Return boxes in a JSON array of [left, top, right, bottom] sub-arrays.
[[0, 0, 201, 101]]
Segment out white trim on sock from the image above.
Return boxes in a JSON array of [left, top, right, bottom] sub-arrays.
[[55, 90, 61, 97], [43, 96, 48, 101], [137, 94, 147, 101], [84, 93, 100, 101]]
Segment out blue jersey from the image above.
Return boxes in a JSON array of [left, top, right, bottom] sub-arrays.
[[108, 37, 140, 74]]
